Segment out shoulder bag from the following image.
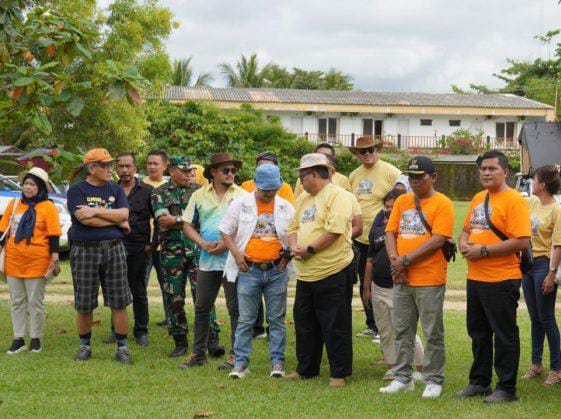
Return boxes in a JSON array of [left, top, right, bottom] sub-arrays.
[[414, 196, 457, 262], [0, 198, 20, 282]]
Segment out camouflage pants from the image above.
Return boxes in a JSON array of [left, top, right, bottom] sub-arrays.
[[161, 242, 220, 337]]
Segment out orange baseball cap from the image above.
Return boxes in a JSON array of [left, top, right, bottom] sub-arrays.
[[83, 148, 114, 164]]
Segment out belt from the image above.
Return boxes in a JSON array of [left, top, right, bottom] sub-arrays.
[[247, 259, 281, 271], [72, 239, 121, 249]]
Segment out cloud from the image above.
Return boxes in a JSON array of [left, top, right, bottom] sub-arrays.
[[101, 0, 561, 92]]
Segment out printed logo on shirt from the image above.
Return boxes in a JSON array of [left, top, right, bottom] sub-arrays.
[[86, 196, 114, 209], [300, 204, 317, 223], [252, 212, 278, 241], [469, 203, 491, 233], [10, 213, 23, 236], [530, 215, 540, 238], [357, 179, 373, 194], [398, 209, 426, 238]]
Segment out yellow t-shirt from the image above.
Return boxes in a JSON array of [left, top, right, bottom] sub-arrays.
[[142, 177, 166, 188], [191, 164, 209, 186], [241, 179, 295, 205], [294, 172, 351, 199], [349, 160, 401, 244], [526, 196, 561, 258], [289, 183, 354, 281]]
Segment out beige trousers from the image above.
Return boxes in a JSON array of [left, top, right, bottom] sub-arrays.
[[7, 276, 46, 339], [371, 283, 424, 366]]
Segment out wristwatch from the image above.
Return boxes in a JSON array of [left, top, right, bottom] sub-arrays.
[[175, 215, 184, 225], [403, 255, 411, 267], [550, 267, 558, 274], [480, 246, 489, 257], [307, 245, 316, 255]]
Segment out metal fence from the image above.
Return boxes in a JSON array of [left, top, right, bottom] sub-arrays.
[[296, 133, 519, 151]]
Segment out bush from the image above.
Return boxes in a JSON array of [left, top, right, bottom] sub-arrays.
[[438, 129, 485, 155]]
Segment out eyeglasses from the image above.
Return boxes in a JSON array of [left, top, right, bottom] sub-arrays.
[[94, 162, 114, 169], [299, 169, 314, 180], [358, 146, 380, 155], [220, 167, 238, 175]]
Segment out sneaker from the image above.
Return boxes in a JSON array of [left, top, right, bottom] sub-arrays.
[[383, 370, 396, 380], [356, 327, 377, 338], [522, 364, 543, 380], [329, 378, 346, 388], [413, 371, 425, 383], [284, 371, 302, 381], [115, 347, 132, 365], [422, 383, 443, 398], [371, 335, 381, 344], [29, 338, 42, 353], [74, 345, 92, 361], [156, 319, 169, 327], [103, 333, 116, 344], [178, 353, 208, 369], [455, 384, 492, 399], [270, 363, 285, 378], [218, 354, 235, 370], [229, 365, 250, 379], [379, 379, 414, 394], [135, 335, 148, 347], [483, 389, 518, 403], [6, 338, 27, 355]]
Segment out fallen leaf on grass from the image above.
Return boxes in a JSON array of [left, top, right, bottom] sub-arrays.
[[285, 320, 294, 325], [92, 320, 101, 326], [215, 320, 224, 326], [54, 328, 67, 334], [215, 383, 225, 389], [194, 411, 215, 417], [149, 364, 155, 369]]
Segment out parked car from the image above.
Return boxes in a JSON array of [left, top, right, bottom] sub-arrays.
[[0, 174, 71, 252]]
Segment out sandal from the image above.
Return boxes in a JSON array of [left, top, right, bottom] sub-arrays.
[[522, 365, 544, 380], [544, 370, 561, 386]]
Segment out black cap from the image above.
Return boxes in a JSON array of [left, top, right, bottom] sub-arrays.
[[256, 151, 278, 165], [403, 156, 436, 175]]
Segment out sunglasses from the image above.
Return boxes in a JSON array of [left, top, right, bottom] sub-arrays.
[[358, 146, 380, 155], [299, 169, 314, 180], [220, 167, 238, 175]]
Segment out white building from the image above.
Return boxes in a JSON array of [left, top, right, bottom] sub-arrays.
[[163, 87, 555, 150]]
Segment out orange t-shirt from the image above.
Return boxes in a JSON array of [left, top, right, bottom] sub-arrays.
[[241, 180, 295, 205], [464, 189, 531, 282], [0, 199, 62, 278], [386, 192, 454, 286], [244, 199, 283, 262]]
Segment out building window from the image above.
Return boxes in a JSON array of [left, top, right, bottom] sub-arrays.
[[449, 120, 461, 127], [496, 122, 516, 140], [363, 119, 383, 137], [420, 119, 432, 126], [319, 118, 337, 141]]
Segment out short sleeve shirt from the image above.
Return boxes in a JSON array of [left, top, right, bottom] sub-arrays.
[[464, 188, 531, 282], [526, 196, 561, 258], [294, 172, 351, 199], [386, 192, 454, 286], [67, 180, 129, 242]]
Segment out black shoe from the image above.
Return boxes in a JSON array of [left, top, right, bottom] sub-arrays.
[[29, 338, 42, 353], [207, 329, 226, 358], [74, 345, 92, 361], [484, 390, 518, 403], [169, 334, 188, 358], [103, 333, 116, 344], [156, 319, 169, 327], [455, 384, 492, 399], [115, 347, 132, 365], [218, 354, 235, 371], [135, 335, 148, 347], [6, 338, 27, 355], [178, 353, 208, 369]]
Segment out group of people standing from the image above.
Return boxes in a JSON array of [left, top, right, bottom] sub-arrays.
[[3, 136, 561, 402]]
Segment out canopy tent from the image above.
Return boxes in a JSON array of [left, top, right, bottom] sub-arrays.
[[519, 121, 561, 175]]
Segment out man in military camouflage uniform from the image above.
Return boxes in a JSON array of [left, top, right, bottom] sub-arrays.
[[151, 156, 224, 357]]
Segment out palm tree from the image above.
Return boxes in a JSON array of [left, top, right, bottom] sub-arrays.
[[218, 53, 274, 88], [322, 68, 353, 90], [172, 57, 213, 87]]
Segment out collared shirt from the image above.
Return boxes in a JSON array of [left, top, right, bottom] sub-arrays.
[[151, 180, 199, 257], [183, 182, 248, 271], [121, 178, 153, 256], [294, 171, 351, 199]]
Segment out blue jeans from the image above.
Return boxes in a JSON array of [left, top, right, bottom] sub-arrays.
[[522, 256, 561, 370], [234, 267, 288, 367]]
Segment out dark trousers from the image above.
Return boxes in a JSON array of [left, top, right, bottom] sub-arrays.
[[193, 270, 238, 356], [522, 257, 561, 370], [467, 278, 521, 395], [354, 241, 376, 331], [254, 298, 267, 336], [127, 251, 150, 337], [294, 264, 353, 379], [144, 250, 169, 319]]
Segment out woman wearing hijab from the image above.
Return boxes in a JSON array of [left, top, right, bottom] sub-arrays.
[[2, 167, 62, 354]]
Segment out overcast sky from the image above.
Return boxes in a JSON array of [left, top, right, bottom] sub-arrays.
[[102, 0, 561, 93]]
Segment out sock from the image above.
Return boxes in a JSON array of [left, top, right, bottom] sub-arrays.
[[115, 333, 127, 348], [79, 332, 91, 347]]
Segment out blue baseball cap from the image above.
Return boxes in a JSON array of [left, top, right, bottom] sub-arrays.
[[254, 163, 282, 190]]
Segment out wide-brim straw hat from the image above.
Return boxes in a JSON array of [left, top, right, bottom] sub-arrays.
[[18, 167, 52, 192], [293, 153, 335, 173]]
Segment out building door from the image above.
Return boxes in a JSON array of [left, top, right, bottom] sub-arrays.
[[397, 119, 409, 148], [318, 118, 338, 142]]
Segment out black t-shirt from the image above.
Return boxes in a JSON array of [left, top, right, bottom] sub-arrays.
[[367, 215, 393, 288], [122, 179, 153, 255], [67, 180, 129, 242]]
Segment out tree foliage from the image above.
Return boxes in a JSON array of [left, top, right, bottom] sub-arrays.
[[172, 57, 213, 87]]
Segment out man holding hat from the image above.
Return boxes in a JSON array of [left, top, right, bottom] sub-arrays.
[[180, 152, 248, 369], [285, 153, 356, 388], [380, 156, 454, 398], [349, 136, 401, 339], [220, 163, 295, 379], [67, 148, 132, 364]]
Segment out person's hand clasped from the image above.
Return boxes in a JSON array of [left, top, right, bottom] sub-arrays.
[[290, 245, 308, 261], [461, 241, 483, 260], [158, 214, 177, 230]]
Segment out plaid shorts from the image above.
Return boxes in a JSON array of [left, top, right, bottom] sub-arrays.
[[70, 241, 131, 313]]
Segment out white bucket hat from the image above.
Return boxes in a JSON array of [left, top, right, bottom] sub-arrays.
[[18, 167, 52, 192], [294, 153, 335, 173]]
